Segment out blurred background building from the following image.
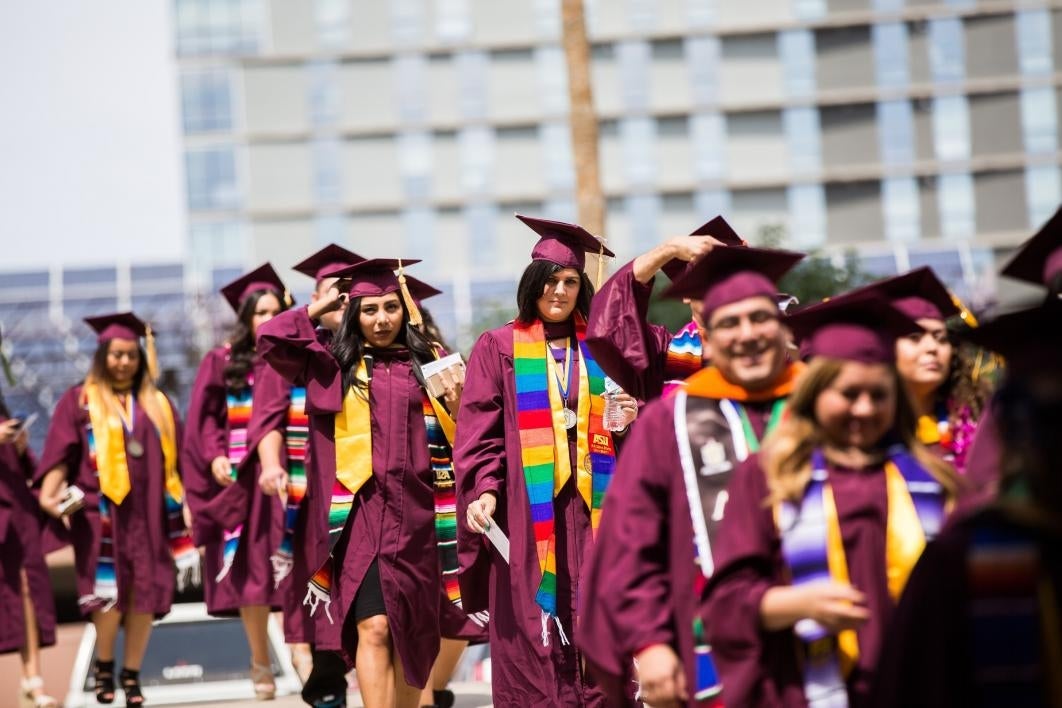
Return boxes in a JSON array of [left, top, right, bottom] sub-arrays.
[[2, 0, 1060, 445]]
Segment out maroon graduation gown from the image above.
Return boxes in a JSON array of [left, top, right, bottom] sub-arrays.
[[34, 385, 184, 617], [871, 506, 1062, 708], [182, 346, 284, 615], [963, 403, 1003, 503], [0, 422, 57, 654], [585, 262, 677, 403], [454, 322, 606, 708], [257, 307, 440, 689], [704, 455, 900, 708], [578, 394, 775, 706]]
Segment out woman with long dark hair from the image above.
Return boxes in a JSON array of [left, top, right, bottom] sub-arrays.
[[256, 258, 456, 708], [37, 313, 196, 706], [182, 263, 294, 700], [703, 296, 959, 706], [454, 215, 638, 707], [0, 341, 59, 708]]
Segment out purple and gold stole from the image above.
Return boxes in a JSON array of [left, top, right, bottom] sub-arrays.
[[216, 383, 253, 582], [270, 386, 309, 588], [777, 446, 945, 707], [513, 313, 616, 645]]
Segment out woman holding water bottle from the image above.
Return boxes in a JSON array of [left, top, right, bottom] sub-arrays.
[[454, 215, 637, 707]]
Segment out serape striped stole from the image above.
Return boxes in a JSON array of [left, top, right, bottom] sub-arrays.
[[270, 386, 308, 587], [512, 314, 616, 626], [216, 384, 253, 581], [663, 320, 703, 394]]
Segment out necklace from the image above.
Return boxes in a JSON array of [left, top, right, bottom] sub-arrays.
[[548, 338, 577, 429]]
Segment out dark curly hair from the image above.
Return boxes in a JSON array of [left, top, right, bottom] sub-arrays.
[[224, 288, 289, 391], [937, 325, 994, 425]]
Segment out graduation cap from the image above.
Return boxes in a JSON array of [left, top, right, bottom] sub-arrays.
[[516, 214, 616, 272], [846, 266, 959, 322], [84, 312, 159, 380], [787, 295, 921, 364], [663, 245, 805, 319], [292, 244, 366, 282], [660, 215, 749, 282], [219, 263, 293, 314], [321, 258, 426, 326], [1001, 205, 1062, 291], [961, 299, 1062, 372]]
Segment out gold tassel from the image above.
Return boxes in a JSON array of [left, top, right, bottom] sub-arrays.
[[396, 260, 423, 328], [595, 243, 605, 291], [283, 289, 294, 308], [950, 292, 978, 328], [145, 323, 159, 383]]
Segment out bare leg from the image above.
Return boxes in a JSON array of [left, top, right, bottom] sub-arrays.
[[19, 570, 42, 678], [393, 651, 424, 708], [92, 609, 123, 662], [240, 605, 273, 667], [355, 615, 393, 708], [289, 641, 313, 683], [418, 638, 467, 705], [121, 612, 155, 670]]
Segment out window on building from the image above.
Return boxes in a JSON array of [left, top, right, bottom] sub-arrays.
[[882, 176, 921, 242], [778, 29, 816, 98], [877, 99, 915, 165], [784, 107, 821, 174], [189, 222, 246, 275], [1025, 164, 1062, 227], [394, 55, 427, 123], [932, 95, 971, 161], [180, 69, 233, 133], [535, 46, 568, 115], [621, 117, 656, 186], [391, 0, 426, 46], [685, 36, 720, 107], [872, 22, 908, 88], [307, 60, 341, 128], [175, 0, 262, 56], [688, 0, 717, 27], [314, 214, 348, 245], [793, 0, 826, 21], [539, 121, 573, 191], [937, 172, 976, 238], [435, 0, 471, 42], [311, 138, 343, 204], [627, 194, 662, 252], [315, 0, 351, 49], [467, 202, 498, 267], [460, 126, 495, 195], [398, 131, 432, 201], [695, 189, 731, 219], [787, 183, 826, 248], [691, 112, 727, 180], [403, 207, 436, 263], [1020, 87, 1058, 154], [872, 0, 903, 11], [456, 50, 489, 119], [185, 147, 240, 211], [1015, 9, 1053, 76], [533, 0, 561, 37], [928, 17, 965, 83], [618, 40, 651, 111]]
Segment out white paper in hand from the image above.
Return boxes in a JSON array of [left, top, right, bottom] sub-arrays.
[[484, 518, 510, 565]]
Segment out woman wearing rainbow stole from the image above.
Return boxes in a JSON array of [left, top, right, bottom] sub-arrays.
[[257, 258, 457, 708], [182, 263, 298, 700], [37, 312, 196, 707], [455, 215, 635, 707], [704, 296, 959, 707]]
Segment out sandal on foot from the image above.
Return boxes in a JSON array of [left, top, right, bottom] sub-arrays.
[[19, 676, 59, 708], [251, 662, 276, 701], [119, 667, 145, 706], [94, 660, 116, 704]]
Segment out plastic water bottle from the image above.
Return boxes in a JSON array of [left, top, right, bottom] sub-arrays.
[[602, 377, 626, 432]]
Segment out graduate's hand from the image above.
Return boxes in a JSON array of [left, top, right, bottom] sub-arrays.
[[635, 643, 688, 707], [438, 365, 464, 414], [259, 463, 288, 496], [307, 280, 350, 320], [0, 418, 19, 445], [210, 456, 234, 487], [666, 234, 720, 264], [762, 581, 869, 633], [612, 392, 639, 430], [466, 492, 497, 534]]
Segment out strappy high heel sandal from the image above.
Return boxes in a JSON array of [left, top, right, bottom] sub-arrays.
[[19, 676, 58, 708], [251, 662, 276, 700], [94, 659, 116, 704], [119, 667, 145, 706]]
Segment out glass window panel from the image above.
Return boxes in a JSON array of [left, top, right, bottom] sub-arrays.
[[787, 183, 826, 248], [618, 40, 651, 111], [180, 69, 233, 133], [391, 0, 425, 46], [1016, 10, 1053, 76], [314, 214, 347, 246], [695, 189, 731, 219], [873, 0, 903, 10], [307, 60, 341, 128], [932, 95, 970, 161], [533, 0, 561, 37], [456, 50, 488, 120], [621, 117, 656, 186], [535, 46, 569, 115], [872, 22, 908, 89], [937, 172, 975, 238], [403, 208, 436, 264], [1025, 165, 1062, 227], [882, 177, 921, 242], [784, 107, 821, 174], [398, 132, 432, 200], [185, 147, 239, 210], [436, 0, 470, 42], [928, 17, 965, 83], [691, 112, 726, 180], [175, 0, 262, 56], [468, 203, 498, 268], [1020, 87, 1058, 154], [540, 121, 574, 190], [315, 0, 351, 49], [394, 55, 427, 123], [686, 36, 720, 106], [627, 194, 662, 252], [459, 126, 495, 195], [793, 0, 826, 21], [687, 0, 717, 28], [778, 30, 816, 99], [311, 138, 343, 203], [877, 100, 914, 165]]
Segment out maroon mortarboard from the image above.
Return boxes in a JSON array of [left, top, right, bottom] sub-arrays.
[[1002, 206, 1062, 290], [321, 258, 422, 299], [663, 245, 805, 318], [84, 312, 149, 342], [787, 295, 921, 364], [403, 275, 443, 304], [292, 244, 366, 282], [846, 266, 959, 322], [661, 215, 749, 282], [961, 299, 1062, 372], [516, 214, 616, 272], [219, 263, 292, 313]]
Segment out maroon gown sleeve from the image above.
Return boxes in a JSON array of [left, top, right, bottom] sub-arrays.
[[181, 348, 229, 543], [584, 261, 674, 403], [962, 402, 1002, 502], [453, 329, 508, 613], [578, 398, 678, 705], [34, 387, 85, 487]]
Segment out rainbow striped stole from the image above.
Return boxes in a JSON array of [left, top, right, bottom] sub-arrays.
[[270, 386, 309, 588], [512, 314, 615, 632], [664, 320, 703, 393], [217, 384, 253, 582]]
